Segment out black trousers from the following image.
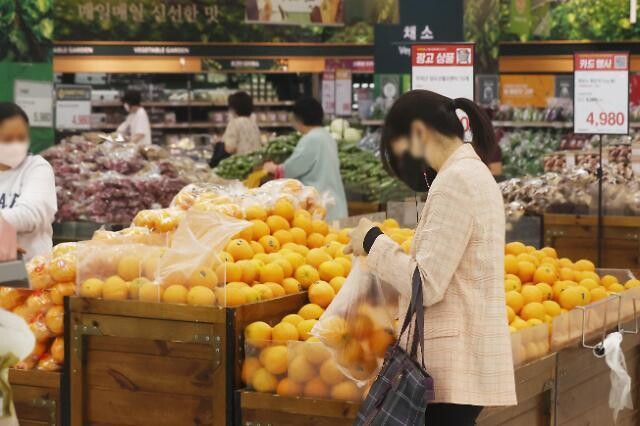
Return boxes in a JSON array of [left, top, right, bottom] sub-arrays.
[[425, 403, 483, 426]]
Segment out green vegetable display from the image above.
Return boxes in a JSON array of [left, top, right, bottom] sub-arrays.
[[0, 0, 52, 62], [500, 129, 561, 179]]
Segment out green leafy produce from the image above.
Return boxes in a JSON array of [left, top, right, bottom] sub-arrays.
[[500, 129, 561, 179], [550, 0, 640, 41], [0, 0, 52, 62]]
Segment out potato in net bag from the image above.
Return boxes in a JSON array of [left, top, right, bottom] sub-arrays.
[[312, 258, 398, 385]]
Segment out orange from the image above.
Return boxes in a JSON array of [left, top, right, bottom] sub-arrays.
[[506, 306, 516, 323], [505, 274, 522, 291], [252, 368, 278, 392], [535, 283, 553, 301], [320, 359, 347, 385], [520, 302, 546, 321], [266, 215, 290, 233], [45, 306, 64, 334], [307, 233, 325, 249], [273, 229, 294, 246], [574, 259, 595, 272], [235, 226, 253, 242], [250, 220, 270, 240], [297, 319, 318, 340], [292, 215, 313, 235], [601, 274, 618, 287], [283, 252, 305, 270], [272, 322, 299, 342], [310, 219, 329, 236], [291, 244, 310, 256], [505, 241, 526, 256], [187, 286, 216, 306], [591, 287, 609, 302], [253, 253, 269, 264], [241, 286, 261, 304], [277, 378, 303, 397], [250, 241, 265, 255], [295, 265, 321, 289], [552, 281, 571, 300], [578, 278, 598, 291], [162, 284, 188, 304], [245, 205, 268, 221], [401, 240, 412, 254], [304, 377, 330, 398], [505, 290, 524, 314], [324, 233, 338, 244], [510, 317, 529, 330], [517, 261, 536, 283], [216, 262, 242, 284], [288, 355, 315, 383], [245, 321, 272, 348], [559, 257, 573, 268], [559, 267, 575, 281], [369, 329, 395, 358], [625, 279, 640, 289], [309, 281, 335, 308], [318, 315, 349, 348], [299, 303, 324, 320], [258, 235, 281, 254], [261, 345, 289, 375], [329, 276, 346, 293], [282, 313, 305, 327], [608, 283, 625, 293], [241, 357, 261, 385], [578, 270, 600, 284], [80, 278, 104, 298], [225, 239, 254, 261], [117, 255, 141, 281], [559, 286, 586, 310], [289, 227, 307, 245], [273, 258, 293, 278], [252, 284, 274, 300], [266, 282, 286, 298], [516, 253, 539, 265], [349, 313, 374, 339], [521, 285, 543, 304], [282, 278, 303, 294], [138, 282, 163, 302], [218, 251, 234, 263], [334, 257, 352, 275], [337, 340, 363, 367], [323, 241, 342, 257], [318, 261, 345, 282], [273, 198, 296, 222], [337, 229, 351, 244], [302, 336, 331, 364], [222, 286, 247, 307], [102, 276, 129, 300], [540, 247, 558, 258], [533, 265, 557, 285], [525, 245, 536, 253], [260, 263, 284, 284], [331, 380, 362, 401], [542, 300, 562, 317], [504, 255, 519, 275], [306, 248, 332, 269], [504, 279, 518, 292], [50, 282, 76, 305], [187, 267, 218, 288], [235, 260, 259, 284]]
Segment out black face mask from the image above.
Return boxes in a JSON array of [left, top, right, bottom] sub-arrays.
[[397, 151, 437, 192]]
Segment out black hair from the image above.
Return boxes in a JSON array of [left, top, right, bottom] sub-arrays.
[[292, 97, 324, 126], [122, 90, 142, 106], [380, 90, 495, 176], [228, 91, 254, 117], [0, 102, 29, 126]]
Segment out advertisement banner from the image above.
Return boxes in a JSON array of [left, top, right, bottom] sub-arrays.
[[55, 85, 92, 130], [246, 0, 344, 25], [335, 69, 352, 116], [411, 44, 474, 100], [14, 81, 53, 128], [499, 74, 554, 108], [574, 52, 629, 135], [322, 72, 336, 114]]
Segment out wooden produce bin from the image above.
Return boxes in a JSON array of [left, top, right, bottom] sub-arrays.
[[237, 353, 557, 426], [9, 369, 62, 426], [544, 214, 640, 270], [67, 293, 306, 426]]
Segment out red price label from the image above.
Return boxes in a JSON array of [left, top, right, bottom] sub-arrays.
[[585, 112, 625, 127]]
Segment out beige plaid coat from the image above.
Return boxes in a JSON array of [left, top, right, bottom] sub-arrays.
[[367, 144, 517, 407]]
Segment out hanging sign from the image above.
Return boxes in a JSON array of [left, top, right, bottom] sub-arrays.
[[574, 52, 629, 135], [334, 69, 352, 116], [55, 85, 92, 130], [411, 44, 474, 100], [14, 81, 53, 128], [322, 72, 336, 115]]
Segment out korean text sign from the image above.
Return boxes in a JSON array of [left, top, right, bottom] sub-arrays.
[[411, 44, 474, 100], [574, 52, 629, 135]]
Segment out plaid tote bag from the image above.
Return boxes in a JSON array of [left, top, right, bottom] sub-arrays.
[[354, 268, 435, 426]]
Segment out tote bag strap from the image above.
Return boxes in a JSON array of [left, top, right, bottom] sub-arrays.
[[396, 268, 426, 368]]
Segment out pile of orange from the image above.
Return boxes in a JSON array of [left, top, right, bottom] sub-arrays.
[[503, 241, 640, 333]]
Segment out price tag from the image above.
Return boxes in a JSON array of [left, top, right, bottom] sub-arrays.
[[321, 72, 336, 115], [574, 52, 629, 135], [55, 85, 92, 130], [334, 69, 352, 117], [411, 44, 474, 100]]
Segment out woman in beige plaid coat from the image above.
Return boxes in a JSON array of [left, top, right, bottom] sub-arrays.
[[346, 91, 516, 425]]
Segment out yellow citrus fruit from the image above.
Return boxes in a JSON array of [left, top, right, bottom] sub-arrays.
[[504, 254, 519, 275], [260, 263, 284, 284], [289, 227, 307, 245], [540, 247, 558, 258], [282, 313, 305, 327], [271, 319, 300, 342], [282, 277, 302, 294], [187, 267, 218, 288], [283, 252, 305, 270], [273, 199, 295, 222], [578, 271, 600, 284], [266, 215, 290, 233], [102, 276, 129, 300], [296, 319, 318, 341], [138, 282, 163, 302], [258, 235, 281, 254], [241, 357, 261, 385], [245, 205, 268, 221], [334, 257, 351, 275], [324, 233, 339, 244], [505, 241, 527, 256], [225, 239, 254, 261], [307, 233, 325, 249], [252, 368, 278, 392], [521, 285, 543, 304], [517, 261, 536, 283], [505, 290, 524, 314], [558, 258, 573, 268], [272, 229, 293, 246], [312, 220, 329, 236], [309, 281, 335, 308], [250, 220, 270, 240], [504, 279, 518, 292], [241, 286, 261, 304], [306, 248, 331, 269], [292, 215, 313, 235], [320, 359, 346, 385], [369, 329, 395, 358], [520, 302, 546, 321], [117, 255, 141, 281], [302, 336, 331, 365], [245, 321, 272, 348], [533, 265, 557, 285], [574, 259, 595, 272], [162, 284, 188, 304], [329, 276, 346, 293], [304, 377, 330, 398], [535, 283, 553, 301], [80, 278, 104, 298], [331, 381, 362, 401], [216, 262, 242, 284], [542, 300, 562, 317], [249, 241, 265, 255], [298, 303, 324, 320], [267, 282, 287, 298], [349, 313, 374, 340], [235, 260, 258, 284], [625, 279, 640, 289], [559, 267, 575, 281], [295, 265, 320, 289], [252, 284, 274, 300], [187, 286, 216, 306], [510, 317, 529, 330], [277, 378, 303, 397], [559, 286, 586, 310], [608, 283, 625, 293], [235, 226, 253, 242], [288, 355, 316, 383], [552, 281, 571, 300], [591, 287, 609, 302], [318, 261, 345, 282], [600, 274, 618, 287], [337, 229, 351, 244], [578, 278, 598, 291]]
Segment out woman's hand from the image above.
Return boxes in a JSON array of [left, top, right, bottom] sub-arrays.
[[344, 218, 374, 256], [263, 161, 278, 174]]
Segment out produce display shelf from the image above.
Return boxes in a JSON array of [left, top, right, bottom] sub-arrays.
[[91, 122, 293, 131], [492, 121, 573, 129], [9, 369, 63, 426], [92, 100, 295, 108], [66, 293, 307, 426]]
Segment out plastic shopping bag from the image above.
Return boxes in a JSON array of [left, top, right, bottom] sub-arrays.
[[312, 258, 398, 385]]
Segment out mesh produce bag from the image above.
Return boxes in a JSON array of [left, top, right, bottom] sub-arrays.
[[312, 258, 398, 385]]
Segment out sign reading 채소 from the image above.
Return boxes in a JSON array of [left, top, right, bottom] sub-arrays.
[[411, 44, 474, 100], [574, 52, 629, 135]]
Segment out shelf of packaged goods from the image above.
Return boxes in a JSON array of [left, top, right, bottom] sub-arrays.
[[92, 100, 295, 108], [492, 121, 573, 129], [90, 122, 292, 131]]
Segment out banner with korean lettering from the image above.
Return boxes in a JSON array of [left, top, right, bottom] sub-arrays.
[[574, 52, 629, 135], [411, 44, 474, 100], [246, 0, 344, 25]]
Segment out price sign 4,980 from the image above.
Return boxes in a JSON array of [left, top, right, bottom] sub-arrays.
[[586, 112, 625, 127]]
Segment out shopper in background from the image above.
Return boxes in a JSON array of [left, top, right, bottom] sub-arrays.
[[347, 90, 516, 425], [0, 102, 57, 260], [210, 91, 262, 168], [116, 90, 152, 145], [263, 97, 347, 221]]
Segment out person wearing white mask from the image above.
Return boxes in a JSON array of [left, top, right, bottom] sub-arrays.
[[116, 90, 152, 145], [0, 102, 57, 260]]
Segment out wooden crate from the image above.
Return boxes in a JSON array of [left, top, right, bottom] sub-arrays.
[[9, 369, 61, 426], [237, 353, 557, 426], [544, 214, 640, 269], [67, 293, 306, 426], [347, 201, 382, 217], [555, 320, 640, 426]]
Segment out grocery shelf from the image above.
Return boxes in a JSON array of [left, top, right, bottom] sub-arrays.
[[492, 121, 573, 129], [90, 122, 292, 131], [92, 100, 295, 108], [361, 119, 384, 126]]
